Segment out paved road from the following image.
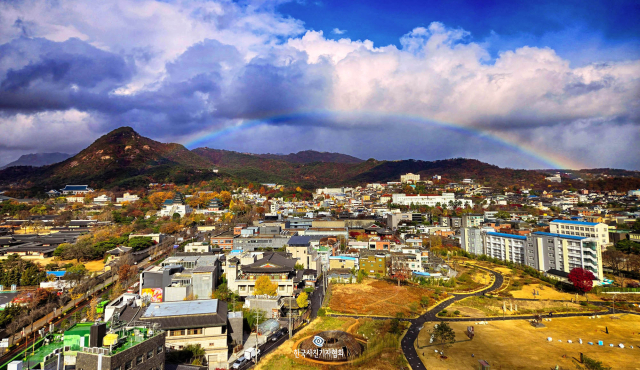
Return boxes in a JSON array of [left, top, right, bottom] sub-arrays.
[[238, 276, 325, 370], [401, 266, 504, 370], [309, 277, 325, 320]]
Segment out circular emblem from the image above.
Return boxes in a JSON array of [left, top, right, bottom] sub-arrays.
[[312, 335, 325, 347]]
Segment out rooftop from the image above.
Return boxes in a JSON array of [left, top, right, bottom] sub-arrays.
[[532, 232, 587, 240], [486, 232, 528, 240], [551, 219, 599, 226], [142, 300, 219, 318]]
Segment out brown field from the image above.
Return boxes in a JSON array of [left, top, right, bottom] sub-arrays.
[[448, 296, 600, 318], [416, 315, 640, 370], [511, 283, 604, 301], [329, 279, 441, 317]]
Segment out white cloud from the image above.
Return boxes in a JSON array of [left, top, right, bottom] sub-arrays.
[[332, 28, 346, 35], [0, 2, 639, 169]]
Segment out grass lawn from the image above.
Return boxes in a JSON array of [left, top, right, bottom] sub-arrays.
[[448, 296, 601, 318], [415, 315, 640, 370], [256, 316, 409, 370], [328, 279, 441, 317]]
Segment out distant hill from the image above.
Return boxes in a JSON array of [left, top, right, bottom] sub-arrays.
[[1, 152, 72, 169], [0, 127, 218, 190], [257, 150, 363, 164], [192, 147, 376, 188], [350, 158, 547, 187], [1, 126, 637, 193]]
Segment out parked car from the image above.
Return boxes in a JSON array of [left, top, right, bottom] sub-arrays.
[[232, 355, 247, 369], [270, 329, 285, 342]]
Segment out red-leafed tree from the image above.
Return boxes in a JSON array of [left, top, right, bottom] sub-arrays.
[[568, 267, 596, 294]]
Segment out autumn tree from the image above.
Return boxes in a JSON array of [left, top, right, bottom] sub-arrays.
[[568, 267, 596, 294], [254, 276, 277, 296], [296, 292, 309, 309], [148, 192, 174, 209], [86, 297, 99, 322]]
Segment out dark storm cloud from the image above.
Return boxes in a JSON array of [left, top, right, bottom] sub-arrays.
[[0, 37, 134, 112]]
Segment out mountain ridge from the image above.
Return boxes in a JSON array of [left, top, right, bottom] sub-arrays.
[[1, 152, 72, 169], [1, 126, 638, 193]]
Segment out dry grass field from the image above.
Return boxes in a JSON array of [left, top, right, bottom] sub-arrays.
[[510, 283, 604, 301], [329, 279, 442, 317], [448, 296, 601, 318], [416, 315, 640, 370], [35, 258, 106, 272]]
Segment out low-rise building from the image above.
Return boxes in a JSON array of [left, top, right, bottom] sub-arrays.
[[140, 300, 228, 369]]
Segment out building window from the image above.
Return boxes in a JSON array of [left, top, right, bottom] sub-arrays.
[[187, 328, 203, 335], [157, 346, 164, 354], [125, 361, 132, 370], [147, 350, 154, 359], [137, 355, 143, 365]]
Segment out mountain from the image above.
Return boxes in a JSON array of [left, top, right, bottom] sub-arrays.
[[192, 148, 376, 188], [257, 150, 363, 164], [1, 152, 72, 169], [0, 127, 217, 190], [1, 126, 637, 193]]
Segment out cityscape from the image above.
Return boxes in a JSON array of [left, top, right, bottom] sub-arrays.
[[1, 1, 640, 370]]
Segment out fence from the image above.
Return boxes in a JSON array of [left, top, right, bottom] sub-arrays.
[[593, 286, 640, 293]]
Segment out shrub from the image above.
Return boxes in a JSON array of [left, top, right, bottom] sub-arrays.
[[317, 308, 326, 317], [438, 309, 447, 316], [454, 310, 460, 315]]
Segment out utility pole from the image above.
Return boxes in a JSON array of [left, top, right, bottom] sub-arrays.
[[613, 294, 616, 315], [289, 280, 293, 339], [255, 308, 260, 364]]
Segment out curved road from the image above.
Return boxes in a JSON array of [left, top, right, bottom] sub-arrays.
[[402, 267, 504, 370]]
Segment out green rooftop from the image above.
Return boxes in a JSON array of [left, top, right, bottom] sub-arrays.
[[21, 323, 163, 368]]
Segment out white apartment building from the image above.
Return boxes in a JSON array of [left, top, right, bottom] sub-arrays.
[[391, 193, 472, 208], [484, 232, 527, 264], [549, 220, 609, 246]]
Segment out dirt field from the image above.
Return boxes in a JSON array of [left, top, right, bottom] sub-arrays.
[[511, 283, 604, 302], [416, 315, 640, 370], [329, 279, 440, 317], [448, 296, 600, 317]]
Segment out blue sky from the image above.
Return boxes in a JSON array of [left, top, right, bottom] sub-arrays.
[[279, 0, 640, 65], [0, 0, 639, 170]]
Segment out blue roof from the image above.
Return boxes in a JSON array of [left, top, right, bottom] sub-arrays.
[[329, 256, 357, 261], [532, 232, 587, 240], [62, 185, 89, 191], [486, 232, 527, 240], [46, 271, 66, 277], [551, 219, 598, 226], [288, 236, 311, 246]]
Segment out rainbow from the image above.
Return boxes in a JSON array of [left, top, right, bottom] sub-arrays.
[[184, 110, 584, 170]]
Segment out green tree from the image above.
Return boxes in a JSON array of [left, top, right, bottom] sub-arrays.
[[431, 321, 456, 355], [294, 263, 305, 270], [185, 344, 206, 366], [127, 237, 154, 251], [575, 355, 612, 370], [495, 211, 510, 220]]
